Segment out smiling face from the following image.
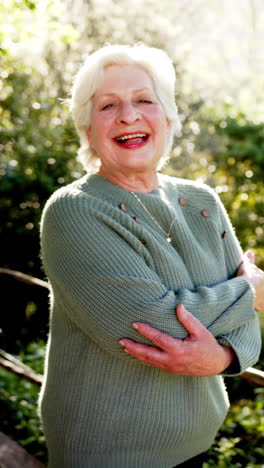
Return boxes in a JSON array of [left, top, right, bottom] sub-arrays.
[[86, 65, 169, 177]]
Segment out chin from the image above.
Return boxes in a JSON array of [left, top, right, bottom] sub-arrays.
[[123, 155, 160, 170]]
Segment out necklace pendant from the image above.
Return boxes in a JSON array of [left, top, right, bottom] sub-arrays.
[[167, 237, 172, 243]]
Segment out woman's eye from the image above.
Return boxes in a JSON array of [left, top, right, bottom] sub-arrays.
[[101, 103, 114, 110], [138, 99, 152, 104]]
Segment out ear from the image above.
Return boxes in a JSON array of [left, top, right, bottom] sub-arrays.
[[85, 128, 93, 146]]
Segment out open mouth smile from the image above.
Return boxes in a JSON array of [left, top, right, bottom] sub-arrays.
[[114, 133, 149, 148]]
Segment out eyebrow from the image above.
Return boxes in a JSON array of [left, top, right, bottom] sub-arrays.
[[96, 87, 154, 99]]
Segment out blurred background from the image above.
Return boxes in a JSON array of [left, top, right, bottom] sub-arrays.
[[0, 0, 263, 466]]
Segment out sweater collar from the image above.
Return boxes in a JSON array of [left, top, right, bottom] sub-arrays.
[[84, 173, 164, 203]]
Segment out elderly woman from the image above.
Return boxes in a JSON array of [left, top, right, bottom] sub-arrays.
[[39, 44, 262, 468]]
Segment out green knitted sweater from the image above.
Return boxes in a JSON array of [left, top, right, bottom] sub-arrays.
[[39, 173, 261, 468]]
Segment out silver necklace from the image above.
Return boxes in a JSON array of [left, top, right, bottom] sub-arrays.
[[131, 192, 176, 243]]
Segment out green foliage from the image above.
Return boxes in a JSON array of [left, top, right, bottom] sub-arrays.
[[0, 51, 82, 275], [0, 342, 47, 463], [211, 114, 264, 269], [205, 388, 264, 467], [0, 48, 83, 348]]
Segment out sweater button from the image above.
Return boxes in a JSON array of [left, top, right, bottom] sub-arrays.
[[119, 203, 127, 211], [221, 230, 227, 238], [179, 197, 188, 206], [201, 209, 210, 217]]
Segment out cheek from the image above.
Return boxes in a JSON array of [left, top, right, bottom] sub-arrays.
[[86, 121, 107, 148], [94, 115, 112, 137], [146, 107, 167, 129]]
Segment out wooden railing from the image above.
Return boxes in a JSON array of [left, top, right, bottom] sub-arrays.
[[0, 432, 45, 468], [0, 348, 43, 385], [0, 267, 49, 290]]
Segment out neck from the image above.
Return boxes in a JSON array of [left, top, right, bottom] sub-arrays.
[[97, 167, 160, 193]]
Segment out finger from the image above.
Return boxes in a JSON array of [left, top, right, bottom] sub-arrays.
[[176, 304, 208, 338], [236, 262, 246, 276], [244, 250, 255, 264], [131, 322, 178, 351], [119, 338, 166, 362]]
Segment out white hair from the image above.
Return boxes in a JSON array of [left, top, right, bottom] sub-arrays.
[[70, 44, 182, 173]]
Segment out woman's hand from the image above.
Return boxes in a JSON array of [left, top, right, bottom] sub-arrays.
[[119, 304, 234, 376], [236, 250, 264, 312]]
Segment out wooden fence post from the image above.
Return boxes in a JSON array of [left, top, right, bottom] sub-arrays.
[[0, 432, 46, 468]]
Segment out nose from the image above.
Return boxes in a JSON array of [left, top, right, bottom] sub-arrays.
[[117, 102, 140, 124]]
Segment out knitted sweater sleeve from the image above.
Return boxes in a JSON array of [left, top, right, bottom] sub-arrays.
[[212, 191, 261, 375], [40, 192, 261, 375]]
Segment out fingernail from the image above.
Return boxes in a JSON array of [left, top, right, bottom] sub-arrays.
[[132, 323, 139, 330], [119, 340, 125, 347]]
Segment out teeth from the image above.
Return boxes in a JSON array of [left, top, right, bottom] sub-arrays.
[[117, 133, 147, 141]]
